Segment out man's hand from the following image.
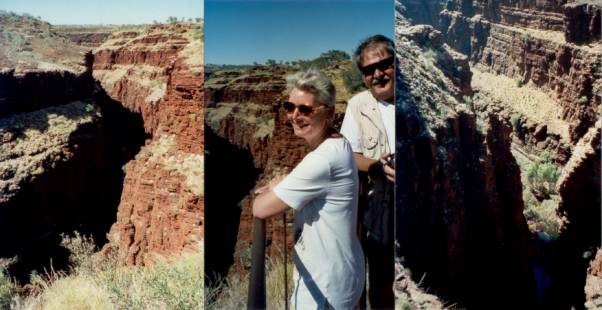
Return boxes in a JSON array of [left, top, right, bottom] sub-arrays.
[[379, 152, 395, 183]]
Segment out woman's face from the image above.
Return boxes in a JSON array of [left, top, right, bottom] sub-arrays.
[[286, 87, 330, 143]]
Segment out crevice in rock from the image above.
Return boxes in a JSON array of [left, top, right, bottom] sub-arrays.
[[0, 76, 147, 284], [204, 126, 261, 285]]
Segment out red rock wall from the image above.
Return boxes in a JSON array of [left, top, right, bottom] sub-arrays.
[[395, 12, 534, 307], [96, 24, 204, 265], [437, 1, 601, 142]]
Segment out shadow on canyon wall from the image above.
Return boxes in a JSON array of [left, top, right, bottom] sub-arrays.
[[0, 79, 147, 283], [204, 126, 261, 287]]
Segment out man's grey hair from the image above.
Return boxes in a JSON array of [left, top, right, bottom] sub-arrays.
[[353, 34, 395, 68], [286, 68, 336, 108]]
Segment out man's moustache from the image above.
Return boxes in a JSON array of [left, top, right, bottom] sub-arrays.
[[371, 76, 390, 86]]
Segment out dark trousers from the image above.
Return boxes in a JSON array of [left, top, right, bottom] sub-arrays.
[[360, 234, 395, 309]]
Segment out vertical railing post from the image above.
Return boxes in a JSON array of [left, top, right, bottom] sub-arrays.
[[247, 217, 266, 309]]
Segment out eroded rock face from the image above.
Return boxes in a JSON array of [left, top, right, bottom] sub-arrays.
[[0, 70, 147, 282], [399, 0, 601, 307], [437, 0, 601, 142], [552, 120, 601, 308], [96, 23, 204, 265], [395, 9, 534, 308], [586, 249, 602, 309], [564, 1, 602, 44]]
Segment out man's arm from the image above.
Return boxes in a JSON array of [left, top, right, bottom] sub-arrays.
[[354, 153, 378, 173], [354, 152, 395, 182]]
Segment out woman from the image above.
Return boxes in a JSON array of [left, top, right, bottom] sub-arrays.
[[253, 68, 365, 309]]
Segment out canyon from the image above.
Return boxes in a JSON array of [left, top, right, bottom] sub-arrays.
[[396, 0, 600, 308], [0, 12, 203, 283]]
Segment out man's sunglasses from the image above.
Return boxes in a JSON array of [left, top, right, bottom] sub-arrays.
[[359, 57, 394, 76], [282, 101, 314, 116]]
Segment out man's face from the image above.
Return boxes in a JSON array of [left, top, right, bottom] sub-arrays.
[[360, 46, 394, 104]]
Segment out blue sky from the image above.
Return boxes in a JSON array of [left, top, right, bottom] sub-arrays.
[[0, 0, 203, 25], [205, 0, 393, 65]]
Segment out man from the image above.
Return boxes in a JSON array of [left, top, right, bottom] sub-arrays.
[[341, 34, 395, 309]]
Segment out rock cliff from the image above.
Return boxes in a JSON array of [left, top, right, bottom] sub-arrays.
[[395, 9, 534, 307], [94, 23, 204, 265], [398, 0, 601, 307], [0, 15, 204, 282], [0, 13, 148, 282]]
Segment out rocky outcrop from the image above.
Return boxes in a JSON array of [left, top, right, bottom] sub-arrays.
[[436, 0, 601, 142], [0, 12, 87, 74], [395, 9, 534, 308], [586, 248, 602, 309], [564, 1, 601, 44], [551, 120, 601, 308], [400, 0, 601, 307], [0, 69, 147, 282], [97, 23, 204, 265], [0, 69, 93, 118], [59, 32, 112, 47]]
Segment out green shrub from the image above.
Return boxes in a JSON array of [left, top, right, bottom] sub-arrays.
[[516, 76, 526, 87], [424, 48, 438, 61], [341, 64, 366, 93], [523, 191, 560, 239], [522, 32, 531, 45], [463, 96, 474, 111], [510, 113, 521, 132], [578, 95, 589, 105], [526, 154, 561, 198]]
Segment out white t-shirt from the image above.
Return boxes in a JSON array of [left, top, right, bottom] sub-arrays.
[[273, 137, 365, 309], [340, 99, 395, 154]]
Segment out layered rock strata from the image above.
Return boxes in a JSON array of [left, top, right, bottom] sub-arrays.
[[399, 0, 601, 307], [552, 120, 601, 308], [437, 0, 601, 143], [0, 14, 150, 281], [395, 9, 534, 308], [95, 23, 204, 265]]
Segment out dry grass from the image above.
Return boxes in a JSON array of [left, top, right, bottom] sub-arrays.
[[471, 67, 570, 139], [93, 64, 166, 104], [180, 23, 203, 73], [13, 233, 204, 309], [0, 265, 17, 309], [0, 12, 87, 73], [208, 258, 293, 309]]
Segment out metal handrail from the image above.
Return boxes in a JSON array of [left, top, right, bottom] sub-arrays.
[[247, 217, 266, 309]]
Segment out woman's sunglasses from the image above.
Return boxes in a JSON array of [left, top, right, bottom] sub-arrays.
[[359, 56, 394, 76], [282, 101, 314, 116]]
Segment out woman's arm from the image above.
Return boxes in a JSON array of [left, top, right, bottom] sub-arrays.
[[252, 190, 289, 219], [252, 175, 289, 219]]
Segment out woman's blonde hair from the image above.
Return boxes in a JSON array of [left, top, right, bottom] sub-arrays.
[[286, 68, 336, 108]]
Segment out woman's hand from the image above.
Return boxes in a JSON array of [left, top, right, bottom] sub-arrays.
[[252, 173, 289, 219], [254, 174, 286, 195]]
